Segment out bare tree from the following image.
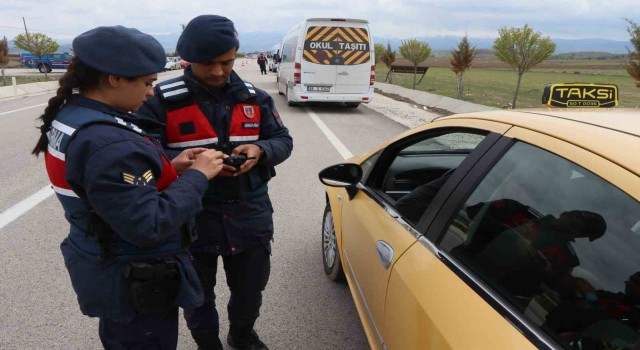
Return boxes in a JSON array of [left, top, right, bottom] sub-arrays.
[[13, 32, 59, 78], [0, 36, 8, 85], [450, 35, 476, 99], [399, 39, 431, 89], [625, 18, 640, 88], [380, 42, 397, 83], [493, 24, 555, 108]]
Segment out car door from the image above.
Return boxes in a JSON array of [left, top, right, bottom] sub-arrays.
[[340, 119, 511, 348], [382, 127, 640, 349]]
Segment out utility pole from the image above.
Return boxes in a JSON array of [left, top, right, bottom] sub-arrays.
[[22, 17, 29, 35]]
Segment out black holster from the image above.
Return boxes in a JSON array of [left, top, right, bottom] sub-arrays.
[[89, 210, 116, 259], [124, 258, 180, 314]]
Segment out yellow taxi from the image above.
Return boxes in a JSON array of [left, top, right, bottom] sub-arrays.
[[319, 84, 640, 349]]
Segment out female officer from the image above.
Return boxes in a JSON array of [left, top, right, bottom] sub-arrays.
[[32, 25, 225, 349]]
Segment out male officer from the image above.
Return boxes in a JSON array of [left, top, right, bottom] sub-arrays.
[[141, 15, 293, 350], [257, 53, 268, 75]]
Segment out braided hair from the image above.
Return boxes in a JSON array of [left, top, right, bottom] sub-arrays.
[[32, 58, 104, 156]]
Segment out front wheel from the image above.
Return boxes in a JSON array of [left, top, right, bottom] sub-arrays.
[[38, 64, 49, 73], [322, 203, 345, 281]]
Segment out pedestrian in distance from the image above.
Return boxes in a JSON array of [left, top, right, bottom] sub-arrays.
[[32, 25, 226, 349], [257, 53, 268, 75], [140, 15, 293, 350]]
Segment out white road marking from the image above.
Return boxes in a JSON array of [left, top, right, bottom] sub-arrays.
[[305, 107, 353, 160], [0, 185, 54, 230], [0, 103, 48, 116]]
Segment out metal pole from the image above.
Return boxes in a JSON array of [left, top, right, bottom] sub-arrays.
[[22, 17, 29, 35]]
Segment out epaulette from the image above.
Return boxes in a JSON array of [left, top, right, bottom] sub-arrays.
[[157, 76, 191, 101], [243, 80, 258, 98]]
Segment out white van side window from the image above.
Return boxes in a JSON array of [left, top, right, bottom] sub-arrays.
[[303, 26, 371, 65], [282, 36, 297, 63]]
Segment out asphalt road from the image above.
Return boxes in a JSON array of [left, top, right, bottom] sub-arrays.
[[0, 61, 408, 349]]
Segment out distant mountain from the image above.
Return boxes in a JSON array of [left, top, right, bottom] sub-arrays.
[[7, 32, 632, 56], [146, 31, 284, 54], [9, 43, 73, 54], [374, 36, 631, 55]]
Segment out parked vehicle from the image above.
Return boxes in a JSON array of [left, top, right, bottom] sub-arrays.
[[268, 43, 280, 72], [164, 57, 181, 71], [318, 84, 640, 350], [276, 18, 375, 108], [20, 52, 73, 73]]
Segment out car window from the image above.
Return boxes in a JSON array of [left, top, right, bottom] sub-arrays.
[[368, 130, 487, 225], [359, 150, 382, 184], [440, 141, 640, 349]]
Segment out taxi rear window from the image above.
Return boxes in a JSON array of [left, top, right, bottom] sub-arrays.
[[303, 26, 370, 65]]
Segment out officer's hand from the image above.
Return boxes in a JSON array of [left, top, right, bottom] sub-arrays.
[[172, 148, 209, 174], [231, 144, 261, 176], [190, 150, 225, 180], [218, 165, 239, 177]]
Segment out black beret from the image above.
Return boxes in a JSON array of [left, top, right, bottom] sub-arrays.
[[177, 15, 239, 63], [73, 25, 166, 77]]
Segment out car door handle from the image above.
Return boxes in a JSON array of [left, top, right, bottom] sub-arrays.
[[338, 71, 349, 75], [376, 240, 394, 270]]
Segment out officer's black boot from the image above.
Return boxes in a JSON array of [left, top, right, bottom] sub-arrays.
[[191, 330, 223, 350], [227, 327, 268, 350]]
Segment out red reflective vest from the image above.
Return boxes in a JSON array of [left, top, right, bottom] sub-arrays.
[[46, 115, 177, 199], [164, 100, 261, 150]]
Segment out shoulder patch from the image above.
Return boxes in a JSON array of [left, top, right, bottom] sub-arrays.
[[273, 110, 284, 127], [158, 77, 190, 102]]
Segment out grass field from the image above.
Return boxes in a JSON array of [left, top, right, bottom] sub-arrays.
[[375, 59, 640, 108], [0, 75, 59, 86]]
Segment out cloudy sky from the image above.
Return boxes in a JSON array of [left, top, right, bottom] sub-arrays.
[[2, 0, 639, 42]]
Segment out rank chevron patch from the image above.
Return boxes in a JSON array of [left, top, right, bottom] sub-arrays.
[[122, 170, 154, 186]]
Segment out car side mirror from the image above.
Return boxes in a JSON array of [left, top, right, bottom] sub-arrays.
[[318, 163, 363, 187]]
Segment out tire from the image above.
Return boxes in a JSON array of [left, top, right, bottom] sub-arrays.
[[345, 102, 361, 108], [38, 64, 48, 73], [322, 203, 345, 281]]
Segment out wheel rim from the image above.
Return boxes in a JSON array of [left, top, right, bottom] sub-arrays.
[[323, 210, 337, 269]]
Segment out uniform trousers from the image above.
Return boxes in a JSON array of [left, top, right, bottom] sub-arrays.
[[185, 245, 271, 339], [99, 308, 179, 349]]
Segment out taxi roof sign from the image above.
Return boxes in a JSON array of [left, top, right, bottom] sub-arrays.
[[542, 83, 618, 108]]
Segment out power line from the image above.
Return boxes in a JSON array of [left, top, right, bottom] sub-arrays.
[[0, 25, 76, 36]]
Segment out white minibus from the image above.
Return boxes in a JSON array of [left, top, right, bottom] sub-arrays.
[[276, 18, 375, 108]]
